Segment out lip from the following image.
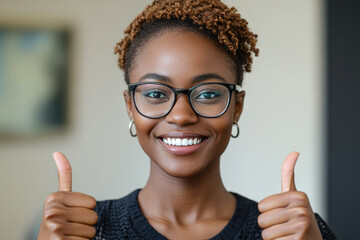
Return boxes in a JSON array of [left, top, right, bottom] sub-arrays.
[[158, 137, 207, 156]]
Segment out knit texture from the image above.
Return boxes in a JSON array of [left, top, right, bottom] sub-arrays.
[[93, 189, 336, 240]]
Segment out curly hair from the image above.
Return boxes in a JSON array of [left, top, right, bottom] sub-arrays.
[[114, 0, 259, 85]]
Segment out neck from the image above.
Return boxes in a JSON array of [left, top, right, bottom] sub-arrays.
[[138, 158, 235, 225]]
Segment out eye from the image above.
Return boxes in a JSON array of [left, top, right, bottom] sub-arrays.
[[195, 90, 221, 99], [143, 89, 168, 99]]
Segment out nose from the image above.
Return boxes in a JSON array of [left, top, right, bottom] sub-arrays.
[[165, 94, 199, 126]]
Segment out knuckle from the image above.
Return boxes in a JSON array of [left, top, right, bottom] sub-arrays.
[[295, 191, 309, 203], [58, 167, 72, 175], [50, 234, 64, 240], [295, 219, 311, 233], [45, 192, 69, 206], [45, 193, 61, 206], [294, 207, 310, 219], [44, 208, 63, 221], [47, 222, 65, 234]]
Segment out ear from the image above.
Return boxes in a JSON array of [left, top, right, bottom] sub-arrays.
[[233, 91, 245, 122], [123, 90, 134, 120]]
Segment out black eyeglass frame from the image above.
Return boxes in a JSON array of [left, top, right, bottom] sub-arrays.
[[128, 82, 242, 119]]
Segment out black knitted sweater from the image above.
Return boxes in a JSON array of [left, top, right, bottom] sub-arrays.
[[93, 189, 336, 240]]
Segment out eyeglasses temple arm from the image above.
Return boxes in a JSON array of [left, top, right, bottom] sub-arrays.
[[235, 85, 242, 92]]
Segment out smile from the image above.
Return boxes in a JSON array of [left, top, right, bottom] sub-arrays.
[[162, 137, 203, 146]]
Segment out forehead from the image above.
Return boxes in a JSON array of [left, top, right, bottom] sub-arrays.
[[129, 30, 236, 85]]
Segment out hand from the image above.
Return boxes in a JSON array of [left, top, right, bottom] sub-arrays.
[[257, 152, 322, 240], [37, 152, 98, 240]]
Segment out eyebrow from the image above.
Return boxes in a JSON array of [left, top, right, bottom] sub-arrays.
[[192, 73, 226, 83], [138, 73, 227, 84], [139, 73, 171, 83]]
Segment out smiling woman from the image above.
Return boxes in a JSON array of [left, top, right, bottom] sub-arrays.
[[37, 0, 336, 239], [123, 30, 243, 182]]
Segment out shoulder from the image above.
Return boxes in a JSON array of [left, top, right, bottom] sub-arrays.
[[93, 189, 141, 239], [314, 213, 337, 239], [228, 192, 263, 240], [95, 188, 139, 214], [232, 192, 259, 212], [231, 192, 260, 222], [94, 188, 140, 221]]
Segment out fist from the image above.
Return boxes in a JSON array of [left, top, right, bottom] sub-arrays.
[[257, 152, 322, 240], [37, 152, 98, 240]]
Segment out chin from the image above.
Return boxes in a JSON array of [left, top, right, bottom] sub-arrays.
[[152, 154, 218, 179]]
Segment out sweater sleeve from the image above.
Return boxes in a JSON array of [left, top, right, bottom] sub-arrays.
[[315, 213, 337, 240]]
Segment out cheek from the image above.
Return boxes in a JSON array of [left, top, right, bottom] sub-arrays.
[[217, 100, 236, 134], [214, 117, 233, 146], [206, 106, 235, 149], [212, 101, 237, 147], [133, 114, 158, 154]]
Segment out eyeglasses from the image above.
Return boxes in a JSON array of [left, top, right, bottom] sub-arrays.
[[128, 82, 242, 119]]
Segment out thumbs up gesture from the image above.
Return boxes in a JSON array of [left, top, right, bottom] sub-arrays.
[[37, 152, 98, 239], [257, 152, 323, 239]]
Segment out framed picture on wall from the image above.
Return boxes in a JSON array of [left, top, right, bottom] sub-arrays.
[[0, 22, 71, 138]]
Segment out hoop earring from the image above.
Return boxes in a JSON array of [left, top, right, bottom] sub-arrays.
[[231, 121, 240, 138], [129, 120, 137, 137]]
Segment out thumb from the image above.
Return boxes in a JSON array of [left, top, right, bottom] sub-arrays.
[[281, 151, 299, 192], [53, 152, 72, 192]]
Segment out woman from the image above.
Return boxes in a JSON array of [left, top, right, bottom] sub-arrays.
[[38, 0, 336, 239]]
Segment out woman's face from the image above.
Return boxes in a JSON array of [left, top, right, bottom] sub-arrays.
[[124, 30, 245, 178]]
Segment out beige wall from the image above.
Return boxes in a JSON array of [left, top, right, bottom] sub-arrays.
[[0, 0, 326, 239]]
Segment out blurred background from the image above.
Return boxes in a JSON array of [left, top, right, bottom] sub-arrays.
[[0, 0, 358, 239]]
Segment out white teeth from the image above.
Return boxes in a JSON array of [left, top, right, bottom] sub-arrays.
[[181, 138, 188, 146], [162, 137, 204, 146]]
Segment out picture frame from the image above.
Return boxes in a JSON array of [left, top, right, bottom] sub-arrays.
[[0, 21, 71, 138]]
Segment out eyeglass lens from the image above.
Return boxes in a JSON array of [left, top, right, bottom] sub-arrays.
[[134, 83, 231, 118]]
